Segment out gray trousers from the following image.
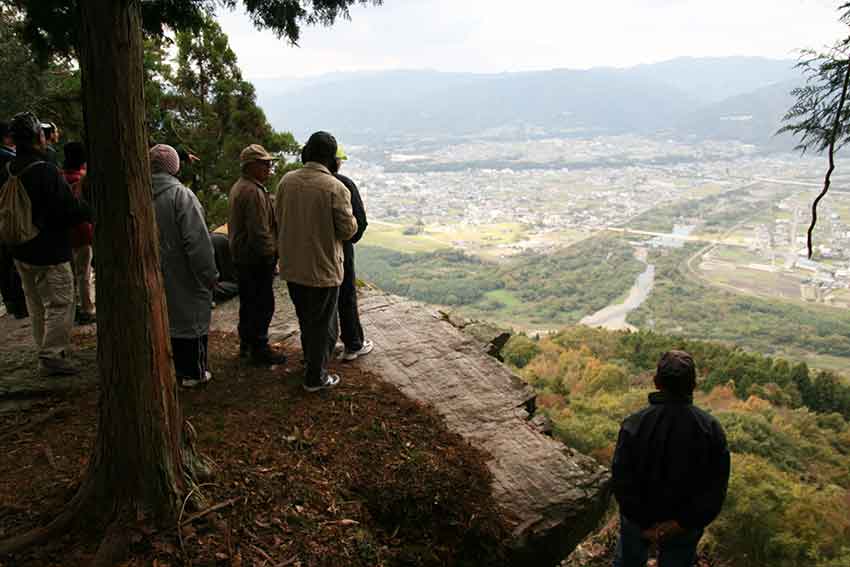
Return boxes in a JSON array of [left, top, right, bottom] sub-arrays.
[[287, 282, 339, 386], [15, 260, 75, 362]]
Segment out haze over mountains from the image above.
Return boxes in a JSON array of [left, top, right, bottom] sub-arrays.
[[255, 57, 802, 148]]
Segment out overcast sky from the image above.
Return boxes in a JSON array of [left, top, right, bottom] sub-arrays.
[[217, 0, 848, 79]]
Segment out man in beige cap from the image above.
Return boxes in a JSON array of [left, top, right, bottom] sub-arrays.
[[228, 144, 287, 366]]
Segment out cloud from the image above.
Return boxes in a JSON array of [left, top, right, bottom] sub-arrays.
[[217, 0, 848, 79]]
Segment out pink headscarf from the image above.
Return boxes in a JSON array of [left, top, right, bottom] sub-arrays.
[[149, 144, 180, 176]]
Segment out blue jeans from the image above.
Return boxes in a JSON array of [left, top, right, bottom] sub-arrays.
[[613, 515, 703, 567]]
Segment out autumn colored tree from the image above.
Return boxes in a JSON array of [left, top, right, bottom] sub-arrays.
[[0, 0, 381, 561]]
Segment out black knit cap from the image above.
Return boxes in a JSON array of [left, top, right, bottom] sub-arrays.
[[301, 131, 337, 169], [10, 112, 42, 145], [655, 350, 697, 396]]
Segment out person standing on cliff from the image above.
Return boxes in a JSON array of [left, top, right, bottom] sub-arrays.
[[276, 131, 357, 392], [611, 350, 730, 567], [150, 144, 218, 388], [62, 141, 96, 325], [328, 144, 372, 361], [1, 112, 91, 376], [228, 144, 288, 367]]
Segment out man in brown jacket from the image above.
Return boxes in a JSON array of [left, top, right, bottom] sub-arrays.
[[276, 132, 357, 392], [228, 144, 287, 366]]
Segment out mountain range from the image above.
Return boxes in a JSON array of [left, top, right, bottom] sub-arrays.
[[254, 56, 804, 148]]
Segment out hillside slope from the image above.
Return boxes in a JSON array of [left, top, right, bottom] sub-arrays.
[[503, 326, 850, 566]]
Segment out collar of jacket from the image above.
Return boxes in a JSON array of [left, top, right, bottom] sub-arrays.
[[240, 175, 268, 193], [649, 391, 693, 405], [304, 161, 333, 175], [15, 146, 46, 160]]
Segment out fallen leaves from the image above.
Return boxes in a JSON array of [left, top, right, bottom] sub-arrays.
[[0, 330, 511, 566]]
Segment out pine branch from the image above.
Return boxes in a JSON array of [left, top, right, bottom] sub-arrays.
[[808, 59, 850, 259]]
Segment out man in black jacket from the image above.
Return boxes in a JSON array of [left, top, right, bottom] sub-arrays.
[[0, 112, 91, 376], [329, 145, 372, 361], [612, 350, 730, 567], [0, 120, 27, 319]]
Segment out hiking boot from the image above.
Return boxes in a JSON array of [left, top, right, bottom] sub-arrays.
[[249, 346, 287, 367], [11, 308, 28, 320], [5, 302, 27, 319], [180, 370, 213, 389], [75, 311, 96, 325], [239, 343, 251, 359], [38, 354, 79, 377], [303, 373, 340, 393], [341, 339, 374, 362]]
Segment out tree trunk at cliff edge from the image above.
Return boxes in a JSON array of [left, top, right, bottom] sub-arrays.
[[0, 1, 211, 559], [78, 0, 192, 523]]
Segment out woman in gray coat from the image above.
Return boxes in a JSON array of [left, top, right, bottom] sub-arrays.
[[150, 144, 218, 387]]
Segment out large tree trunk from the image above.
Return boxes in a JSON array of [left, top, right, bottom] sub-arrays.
[[0, 1, 210, 558], [77, 0, 187, 521]]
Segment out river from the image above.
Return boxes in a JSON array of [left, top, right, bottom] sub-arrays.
[[579, 258, 655, 332]]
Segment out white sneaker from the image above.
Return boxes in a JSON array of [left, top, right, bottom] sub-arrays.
[[303, 373, 341, 393], [341, 339, 374, 361], [180, 370, 213, 388]]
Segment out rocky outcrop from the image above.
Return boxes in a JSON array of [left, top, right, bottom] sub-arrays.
[[212, 286, 611, 565], [356, 293, 611, 566]]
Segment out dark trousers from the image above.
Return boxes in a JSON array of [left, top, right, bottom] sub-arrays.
[[288, 282, 339, 386], [0, 245, 26, 315], [613, 515, 703, 567], [339, 249, 364, 351], [236, 262, 276, 351], [171, 335, 209, 380]]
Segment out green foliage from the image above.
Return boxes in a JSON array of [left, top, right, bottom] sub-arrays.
[[809, 371, 850, 416], [501, 335, 539, 369], [499, 236, 646, 323], [3, 0, 380, 227], [1, 6, 298, 231], [144, 16, 300, 226], [358, 236, 646, 326], [629, 244, 850, 365], [0, 7, 83, 140], [516, 326, 850, 566], [629, 185, 771, 234], [780, 0, 850, 156], [711, 454, 850, 566], [1, 0, 382, 60], [357, 248, 502, 306]]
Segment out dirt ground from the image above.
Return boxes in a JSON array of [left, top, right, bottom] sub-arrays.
[[0, 327, 511, 567]]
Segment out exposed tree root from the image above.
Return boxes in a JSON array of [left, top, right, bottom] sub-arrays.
[[0, 419, 215, 561], [0, 473, 96, 556], [92, 515, 131, 567], [0, 407, 69, 444]]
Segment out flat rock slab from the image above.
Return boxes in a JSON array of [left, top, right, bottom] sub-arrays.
[[213, 286, 611, 566], [356, 293, 611, 565]]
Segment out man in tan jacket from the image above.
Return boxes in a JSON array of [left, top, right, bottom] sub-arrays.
[[276, 131, 357, 392], [228, 144, 287, 367]]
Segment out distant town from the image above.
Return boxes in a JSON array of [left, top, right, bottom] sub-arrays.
[[340, 134, 850, 311]]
